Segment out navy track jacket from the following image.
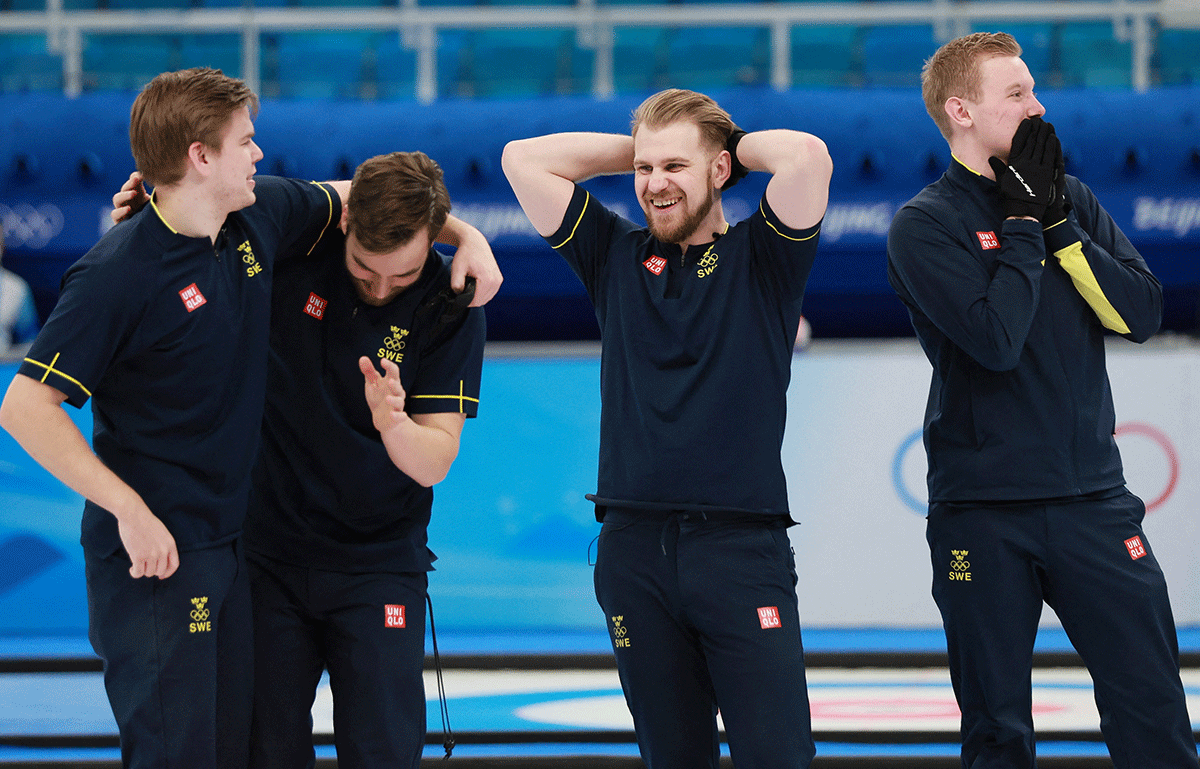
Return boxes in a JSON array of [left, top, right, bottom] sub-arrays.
[[887, 158, 1161, 503]]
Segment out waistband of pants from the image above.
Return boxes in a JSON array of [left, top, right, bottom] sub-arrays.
[[597, 505, 793, 527]]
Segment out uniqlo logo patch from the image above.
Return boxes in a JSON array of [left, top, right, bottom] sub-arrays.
[[304, 292, 327, 320], [179, 283, 206, 312], [1125, 536, 1147, 560], [757, 606, 781, 629], [385, 604, 406, 628], [643, 255, 667, 275], [976, 231, 1000, 250]]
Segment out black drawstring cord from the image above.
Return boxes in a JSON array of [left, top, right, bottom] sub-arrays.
[[426, 592, 454, 759]]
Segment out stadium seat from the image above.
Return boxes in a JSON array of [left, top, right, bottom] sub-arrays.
[[104, 0, 194, 10], [861, 24, 939, 87], [295, 0, 395, 9], [268, 31, 375, 99], [1157, 28, 1200, 85], [970, 21, 1054, 83], [1059, 21, 1131, 88], [1, 0, 47, 10], [81, 34, 179, 92], [452, 29, 588, 98], [791, 25, 861, 87], [0, 36, 62, 93], [370, 32, 418, 100], [665, 26, 770, 90], [612, 26, 671, 94], [179, 34, 243, 77]]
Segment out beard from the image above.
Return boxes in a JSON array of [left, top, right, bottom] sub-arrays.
[[642, 173, 716, 245]]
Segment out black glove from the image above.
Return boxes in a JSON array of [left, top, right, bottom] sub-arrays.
[[722, 129, 749, 191], [987, 116, 1058, 220], [1041, 121, 1070, 229]]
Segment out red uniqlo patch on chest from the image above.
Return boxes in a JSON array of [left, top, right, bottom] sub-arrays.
[[1125, 536, 1147, 560], [757, 606, 781, 629], [643, 255, 667, 275], [976, 231, 1000, 250], [179, 283, 206, 312], [385, 604, 406, 628], [304, 292, 327, 320]]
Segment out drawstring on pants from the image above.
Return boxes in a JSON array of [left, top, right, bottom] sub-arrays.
[[426, 592, 454, 759]]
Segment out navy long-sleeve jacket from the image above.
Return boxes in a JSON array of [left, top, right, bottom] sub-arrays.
[[887, 158, 1161, 503]]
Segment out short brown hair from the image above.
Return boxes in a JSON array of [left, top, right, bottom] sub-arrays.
[[922, 32, 1023, 140], [129, 68, 258, 187], [347, 152, 451, 254], [630, 88, 737, 153]]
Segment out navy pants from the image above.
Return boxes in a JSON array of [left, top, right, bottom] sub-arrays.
[[246, 551, 428, 769], [593, 508, 814, 769], [928, 490, 1198, 769], [85, 539, 253, 769]]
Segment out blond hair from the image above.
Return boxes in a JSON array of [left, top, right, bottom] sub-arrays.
[[630, 88, 737, 152], [129, 68, 258, 187], [922, 32, 1023, 140]]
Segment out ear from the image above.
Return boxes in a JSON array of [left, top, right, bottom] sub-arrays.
[[945, 97, 973, 132], [713, 149, 731, 190], [339, 203, 349, 234], [186, 140, 211, 178]]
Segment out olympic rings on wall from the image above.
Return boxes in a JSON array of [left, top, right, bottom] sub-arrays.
[[891, 423, 1179, 514]]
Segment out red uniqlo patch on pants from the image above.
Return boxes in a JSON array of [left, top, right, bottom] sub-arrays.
[[385, 604, 406, 628], [757, 606, 781, 629], [1125, 536, 1147, 560]]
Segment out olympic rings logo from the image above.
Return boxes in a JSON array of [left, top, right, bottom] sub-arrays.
[[190, 607, 210, 622], [1, 203, 64, 249], [891, 422, 1179, 514], [384, 336, 406, 351]]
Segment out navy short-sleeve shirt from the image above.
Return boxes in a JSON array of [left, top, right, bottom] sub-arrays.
[[242, 233, 485, 573], [548, 184, 820, 517], [19, 176, 339, 558]]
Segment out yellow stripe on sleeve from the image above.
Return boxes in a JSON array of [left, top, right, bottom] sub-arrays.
[[410, 381, 479, 413], [760, 201, 819, 242], [305, 181, 337, 257], [1053, 242, 1131, 334], [550, 192, 590, 250], [23, 352, 93, 397]]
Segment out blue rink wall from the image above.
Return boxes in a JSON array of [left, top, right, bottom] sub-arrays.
[[2, 336, 1200, 640]]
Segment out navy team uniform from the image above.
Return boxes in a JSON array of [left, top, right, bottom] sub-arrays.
[[546, 184, 820, 769], [240, 231, 485, 769], [19, 177, 338, 769], [888, 159, 1198, 768]]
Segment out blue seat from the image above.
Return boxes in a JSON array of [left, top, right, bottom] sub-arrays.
[[969, 21, 1053, 83], [436, 29, 474, 98], [860, 24, 939, 87], [104, 0, 193, 9], [1, 0, 48, 10], [81, 34, 179, 92], [612, 26, 670, 94], [665, 26, 770, 90], [1059, 21, 1131, 87], [454, 29, 586, 98], [295, 0, 394, 8], [179, 34, 243, 77], [791, 25, 860, 87], [0, 36, 62, 93], [1157, 29, 1200, 85], [370, 32, 417, 100], [267, 31, 375, 99], [198, 0, 289, 8]]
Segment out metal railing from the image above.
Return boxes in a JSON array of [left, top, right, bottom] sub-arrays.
[[0, 0, 1186, 101]]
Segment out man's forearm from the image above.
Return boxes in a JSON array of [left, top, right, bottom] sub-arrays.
[[505, 132, 634, 184], [0, 375, 145, 520]]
